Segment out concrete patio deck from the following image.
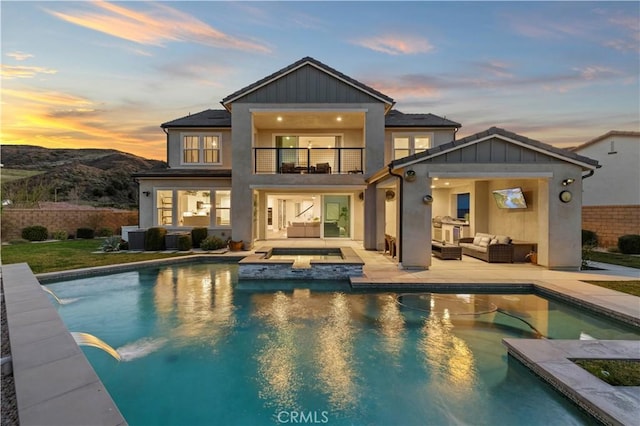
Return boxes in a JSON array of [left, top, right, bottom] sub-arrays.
[[2, 239, 638, 425]]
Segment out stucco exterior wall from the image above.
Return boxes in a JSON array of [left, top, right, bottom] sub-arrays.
[[573, 134, 640, 206]]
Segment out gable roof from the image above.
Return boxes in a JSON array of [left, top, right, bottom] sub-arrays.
[[571, 130, 640, 152], [385, 110, 461, 128], [221, 56, 394, 110], [161, 109, 231, 128], [390, 127, 599, 170]]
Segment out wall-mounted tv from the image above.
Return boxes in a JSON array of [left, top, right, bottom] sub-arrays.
[[492, 187, 528, 209]]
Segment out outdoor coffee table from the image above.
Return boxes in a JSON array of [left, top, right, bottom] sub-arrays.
[[431, 241, 462, 260]]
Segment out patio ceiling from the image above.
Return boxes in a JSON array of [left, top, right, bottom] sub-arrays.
[[252, 111, 364, 130]]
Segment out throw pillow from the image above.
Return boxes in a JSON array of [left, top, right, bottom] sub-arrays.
[[489, 238, 499, 245]]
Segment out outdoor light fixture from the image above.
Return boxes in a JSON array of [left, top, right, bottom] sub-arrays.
[[559, 190, 573, 203], [143, 191, 150, 197], [423, 194, 434, 205], [562, 178, 575, 186]]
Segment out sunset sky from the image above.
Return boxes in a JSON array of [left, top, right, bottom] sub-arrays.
[[1, 1, 638, 161]]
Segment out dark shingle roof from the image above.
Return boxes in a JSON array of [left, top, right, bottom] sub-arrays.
[[385, 110, 461, 128], [133, 169, 232, 178], [391, 127, 599, 169], [161, 109, 231, 128], [221, 56, 394, 106]]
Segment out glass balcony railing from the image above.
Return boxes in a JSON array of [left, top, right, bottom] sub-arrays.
[[253, 147, 364, 174]]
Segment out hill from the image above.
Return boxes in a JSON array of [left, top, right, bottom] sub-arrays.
[[1, 145, 167, 208]]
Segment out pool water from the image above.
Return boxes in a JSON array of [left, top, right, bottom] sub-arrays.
[[49, 263, 640, 426]]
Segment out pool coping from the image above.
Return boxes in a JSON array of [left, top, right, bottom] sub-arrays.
[[503, 339, 640, 426], [2, 263, 127, 426], [3, 256, 639, 425]]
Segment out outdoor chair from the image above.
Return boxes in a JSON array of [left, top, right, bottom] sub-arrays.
[[281, 162, 296, 173], [315, 162, 332, 174]]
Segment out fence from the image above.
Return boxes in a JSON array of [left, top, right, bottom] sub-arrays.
[[1, 207, 138, 241], [582, 205, 640, 248]]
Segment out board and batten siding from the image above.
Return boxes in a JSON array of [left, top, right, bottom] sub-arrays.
[[231, 65, 381, 104], [422, 138, 566, 164]]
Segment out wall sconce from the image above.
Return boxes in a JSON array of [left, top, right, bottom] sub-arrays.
[[143, 191, 150, 197], [358, 192, 364, 201], [385, 190, 396, 201], [559, 190, 572, 203], [562, 178, 575, 186], [404, 170, 416, 182], [422, 194, 433, 205]]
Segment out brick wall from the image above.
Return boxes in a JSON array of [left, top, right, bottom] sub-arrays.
[[1, 208, 138, 241], [582, 205, 640, 248]]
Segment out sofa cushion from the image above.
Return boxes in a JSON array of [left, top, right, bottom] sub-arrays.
[[478, 236, 491, 247], [473, 235, 482, 245], [494, 235, 511, 244]]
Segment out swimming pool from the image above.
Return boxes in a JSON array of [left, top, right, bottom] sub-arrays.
[[49, 263, 639, 425]]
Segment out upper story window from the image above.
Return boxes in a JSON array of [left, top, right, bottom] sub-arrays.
[[393, 133, 433, 160], [182, 133, 221, 164]]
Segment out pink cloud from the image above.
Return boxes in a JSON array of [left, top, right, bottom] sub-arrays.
[[47, 1, 270, 53], [352, 34, 434, 55], [0, 65, 57, 79]]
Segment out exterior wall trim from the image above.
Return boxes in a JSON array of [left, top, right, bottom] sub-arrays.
[[427, 172, 554, 178], [250, 107, 369, 113]]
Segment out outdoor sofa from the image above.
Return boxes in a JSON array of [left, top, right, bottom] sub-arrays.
[[458, 232, 513, 263]]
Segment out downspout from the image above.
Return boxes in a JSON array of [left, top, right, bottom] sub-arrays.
[[581, 170, 595, 180], [388, 164, 403, 263]]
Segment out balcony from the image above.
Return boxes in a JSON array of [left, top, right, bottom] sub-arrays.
[[253, 147, 364, 174]]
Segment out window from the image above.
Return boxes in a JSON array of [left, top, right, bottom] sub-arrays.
[[154, 189, 230, 227], [178, 190, 211, 227], [182, 133, 221, 164], [215, 190, 231, 226], [156, 190, 173, 225], [392, 133, 433, 160]]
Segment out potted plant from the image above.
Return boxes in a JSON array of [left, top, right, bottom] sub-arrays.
[[228, 239, 244, 251]]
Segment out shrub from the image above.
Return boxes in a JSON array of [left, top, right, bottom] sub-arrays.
[[21, 225, 48, 241], [144, 227, 167, 251], [618, 234, 640, 255], [177, 234, 193, 251], [51, 230, 68, 240], [582, 229, 598, 247], [119, 240, 129, 251], [76, 227, 95, 239], [96, 227, 114, 237], [101, 236, 122, 252], [191, 227, 209, 248], [200, 236, 227, 250]]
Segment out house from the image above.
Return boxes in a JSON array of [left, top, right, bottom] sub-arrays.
[[571, 131, 640, 247], [135, 56, 599, 270]]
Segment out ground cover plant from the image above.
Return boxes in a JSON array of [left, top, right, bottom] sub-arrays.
[[1, 239, 189, 274], [574, 359, 640, 386]]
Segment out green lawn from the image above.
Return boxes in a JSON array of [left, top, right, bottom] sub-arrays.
[[1, 239, 190, 274], [582, 280, 640, 297], [0, 168, 45, 183], [589, 251, 640, 269]]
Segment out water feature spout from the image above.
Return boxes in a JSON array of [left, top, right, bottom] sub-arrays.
[[71, 332, 121, 361], [41, 285, 62, 304]]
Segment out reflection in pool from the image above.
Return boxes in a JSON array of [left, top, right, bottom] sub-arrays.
[[49, 263, 639, 426]]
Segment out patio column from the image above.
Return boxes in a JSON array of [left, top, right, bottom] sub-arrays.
[[401, 168, 432, 269]]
